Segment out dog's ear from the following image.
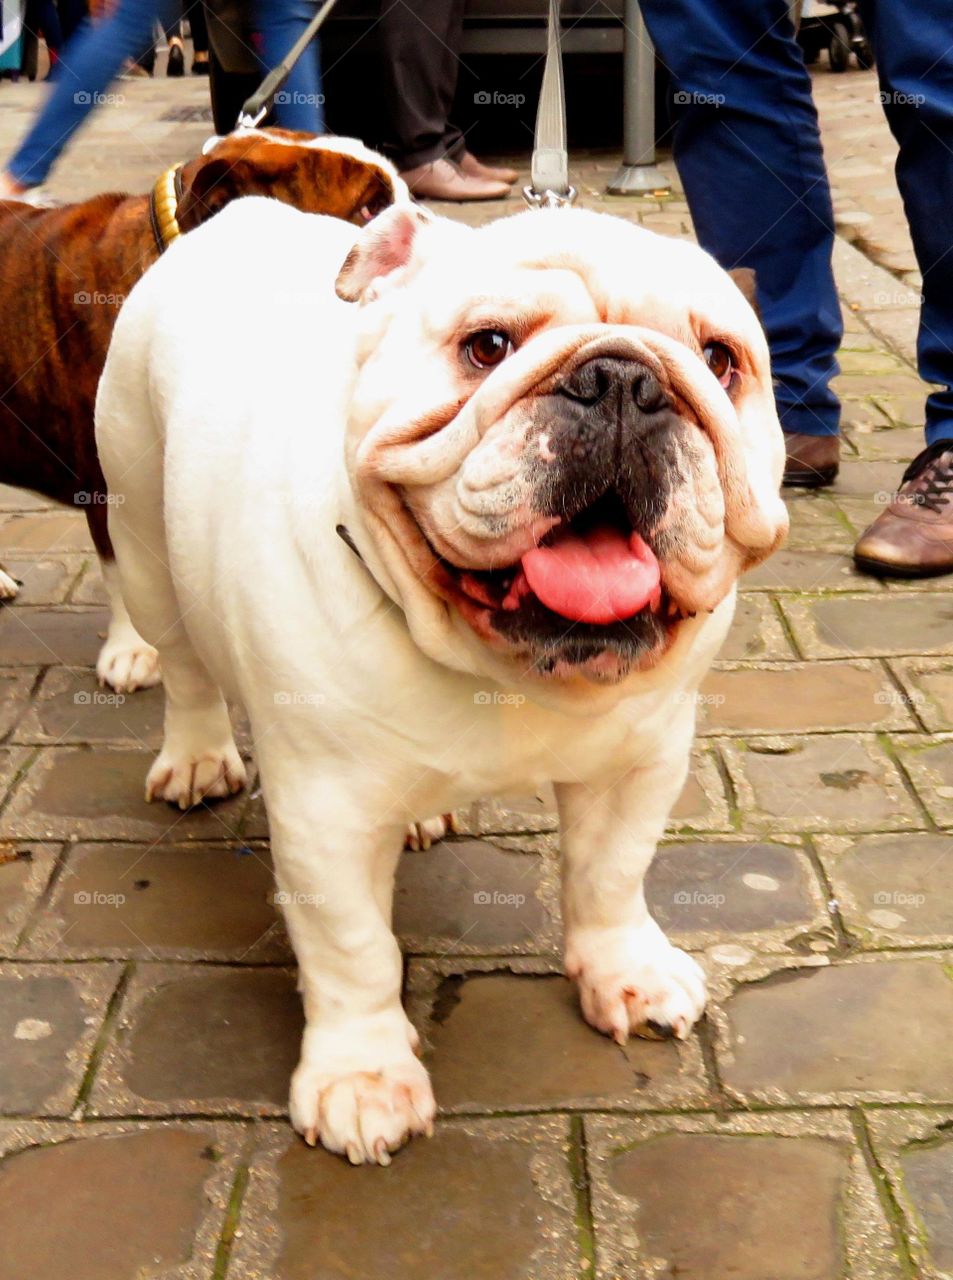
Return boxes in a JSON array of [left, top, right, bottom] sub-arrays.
[[728, 267, 761, 321], [175, 156, 256, 232], [335, 204, 433, 303]]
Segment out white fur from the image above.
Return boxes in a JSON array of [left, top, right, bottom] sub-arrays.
[[96, 199, 772, 1164]]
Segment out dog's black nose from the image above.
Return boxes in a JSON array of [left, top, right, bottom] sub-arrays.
[[557, 356, 670, 415]]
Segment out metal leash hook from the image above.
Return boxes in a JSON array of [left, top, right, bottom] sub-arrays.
[[524, 0, 575, 209], [235, 0, 339, 132]]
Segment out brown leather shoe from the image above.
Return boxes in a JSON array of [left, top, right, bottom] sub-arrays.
[[854, 440, 953, 578], [400, 158, 510, 202], [783, 432, 840, 487], [457, 150, 519, 185]]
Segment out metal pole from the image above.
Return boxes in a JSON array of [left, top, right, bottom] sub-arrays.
[[607, 0, 670, 195]]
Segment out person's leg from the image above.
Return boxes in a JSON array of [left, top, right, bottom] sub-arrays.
[[255, 0, 323, 133], [184, 0, 207, 72], [640, 0, 842, 482], [380, 0, 464, 169], [5, 0, 160, 189], [852, 0, 953, 576]]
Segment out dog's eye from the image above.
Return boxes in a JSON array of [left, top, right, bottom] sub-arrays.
[[465, 330, 513, 370], [703, 341, 734, 388]]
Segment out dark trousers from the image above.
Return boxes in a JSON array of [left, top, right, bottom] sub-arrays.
[[639, 0, 953, 444], [379, 0, 465, 170]]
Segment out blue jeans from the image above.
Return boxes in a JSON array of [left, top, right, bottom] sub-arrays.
[[8, 0, 177, 188], [256, 0, 323, 134], [639, 0, 953, 445]]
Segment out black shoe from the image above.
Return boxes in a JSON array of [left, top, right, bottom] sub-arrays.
[[166, 43, 184, 77], [191, 58, 210, 76]]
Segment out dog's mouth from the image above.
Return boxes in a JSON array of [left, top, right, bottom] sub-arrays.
[[434, 492, 693, 673]]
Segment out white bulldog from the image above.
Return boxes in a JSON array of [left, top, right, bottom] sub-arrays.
[[96, 198, 787, 1164]]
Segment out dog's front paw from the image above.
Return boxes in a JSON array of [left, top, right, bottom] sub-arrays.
[[567, 919, 707, 1044], [290, 1041, 435, 1165], [145, 743, 246, 809], [0, 566, 19, 601], [96, 635, 161, 693], [405, 811, 459, 851]]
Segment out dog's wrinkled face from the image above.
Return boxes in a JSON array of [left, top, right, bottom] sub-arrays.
[[175, 128, 405, 232], [336, 206, 788, 685]]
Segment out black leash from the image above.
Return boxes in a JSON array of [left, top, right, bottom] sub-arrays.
[[236, 0, 339, 130]]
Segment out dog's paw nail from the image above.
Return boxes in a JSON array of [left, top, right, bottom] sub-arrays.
[[346, 1143, 363, 1165], [303, 1127, 317, 1148], [374, 1138, 392, 1165], [643, 1017, 676, 1040]]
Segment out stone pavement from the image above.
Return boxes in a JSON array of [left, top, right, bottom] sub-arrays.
[[1, 63, 952, 1280]]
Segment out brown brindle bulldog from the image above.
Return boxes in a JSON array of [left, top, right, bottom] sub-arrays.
[[0, 128, 405, 691]]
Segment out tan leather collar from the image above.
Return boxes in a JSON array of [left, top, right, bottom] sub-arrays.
[[149, 164, 184, 253]]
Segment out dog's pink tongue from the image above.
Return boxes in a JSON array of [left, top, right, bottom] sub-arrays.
[[522, 526, 660, 624]]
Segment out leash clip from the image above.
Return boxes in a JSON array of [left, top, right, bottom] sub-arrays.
[[523, 185, 577, 210], [236, 105, 269, 131]]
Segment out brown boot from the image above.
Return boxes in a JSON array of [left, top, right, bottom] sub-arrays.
[[457, 150, 519, 185], [400, 158, 510, 202], [854, 440, 953, 578], [783, 432, 840, 487]]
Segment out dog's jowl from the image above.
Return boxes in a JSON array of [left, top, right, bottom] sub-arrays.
[[96, 199, 787, 1164]]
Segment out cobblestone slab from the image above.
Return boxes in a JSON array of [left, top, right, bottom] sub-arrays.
[[0, 962, 121, 1115], [697, 659, 914, 735], [646, 837, 827, 950], [407, 961, 709, 1114], [0, 606, 109, 667], [12, 667, 165, 746], [891, 657, 953, 731], [23, 841, 287, 962], [0, 669, 37, 739], [782, 593, 953, 658], [586, 1110, 904, 1280], [0, 841, 59, 955], [228, 1118, 579, 1280], [817, 832, 953, 947], [720, 734, 921, 832], [866, 1108, 953, 1280], [0, 1119, 245, 1280], [715, 955, 953, 1105], [89, 965, 300, 1117], [0, 746, 249, 841], [893, 737, 953, 827]]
